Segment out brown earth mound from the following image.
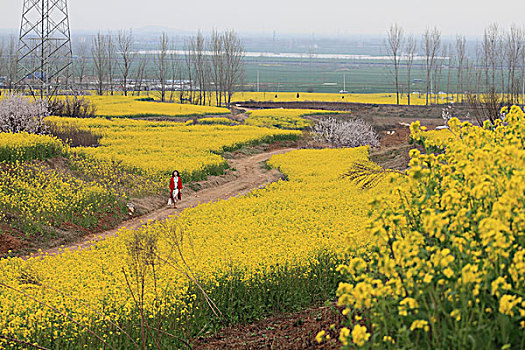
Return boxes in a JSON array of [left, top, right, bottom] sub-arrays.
[[193, 304, 344, 350], [0, 225, 24, 254]]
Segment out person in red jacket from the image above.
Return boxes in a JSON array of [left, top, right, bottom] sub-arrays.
[[169, 170, 183, 208]]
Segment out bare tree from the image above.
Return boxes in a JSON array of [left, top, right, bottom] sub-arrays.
[[498, 28, 507, 102], [177, 67, 186, 103], [467, 30, 503, 126], [106, 33, 116, 95], [118, 30, 136, 97], [5, 36, 18, 93], [197, 31, 209, 106], [0, 39, 4, 93], [74, 41, 89, 91], [184, 39, 195, 104], [154, 32, 170, 102], [92, 33, 108, 95], [188, 31, 209, 106], [473, 49, 484, 94], [169, 47, 179, 102], [223, 30, 245, 107], [505, 26, 524, 104], [455, 35, 466, 103], [521, 44, 525, 105], [462, 57, 475, 97], [134, 54, 148, 96], [210, 29, 225, 107], [482, 24, 500, 97], [405, 35, 417, 106], [445, 44, 453, 103], [433, 44, 445, 103], [386, 24, 404, 105], [423, 27, 441, 105]]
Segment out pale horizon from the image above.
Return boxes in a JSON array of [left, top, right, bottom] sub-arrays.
[[1, 0, 525, 37]]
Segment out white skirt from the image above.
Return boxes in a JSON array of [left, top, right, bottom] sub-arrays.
[[168, 189, 179, 205]]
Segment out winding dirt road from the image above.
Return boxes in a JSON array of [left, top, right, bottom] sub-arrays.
[[31, 148, 295, 259]]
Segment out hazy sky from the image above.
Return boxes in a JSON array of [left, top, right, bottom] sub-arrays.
[[1, 0, 525, 36]]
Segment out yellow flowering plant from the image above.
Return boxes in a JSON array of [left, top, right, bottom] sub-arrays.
[[48, 117, 301, 182], [0, 160, 125, 237], [233, 92, 455, 105], [185, 117, 238, 126], [245, 109, 342, 130], [0, 115, 301, 240], [336, 106, 525, 349], [83, 95, 230, 118], [0, 132, 64, 162], [0, 147, 390, 349]]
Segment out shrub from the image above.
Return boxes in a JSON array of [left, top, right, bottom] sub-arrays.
[[0, 94, 48, 133], [135, 97, 155, 102], [48, 96, 97, 118], [311, 117, 379, 148]]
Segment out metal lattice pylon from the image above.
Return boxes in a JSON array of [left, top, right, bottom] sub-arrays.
[[16, 0, 73, 99]]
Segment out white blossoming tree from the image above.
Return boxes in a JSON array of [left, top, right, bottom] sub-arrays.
[[0, 94, 49, 133], [312, 117, 379, 148]]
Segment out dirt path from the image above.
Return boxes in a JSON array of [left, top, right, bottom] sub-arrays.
[[30, 148, 295, 259]]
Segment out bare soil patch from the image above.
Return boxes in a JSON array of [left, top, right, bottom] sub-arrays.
[[193, 304, 344, 350], [0, 225, 24, 254], [370, 127, 414, 170], [237, 101, 470, 132]]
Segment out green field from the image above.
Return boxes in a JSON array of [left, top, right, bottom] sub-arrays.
[[61, 53, 463, 95], [242, 56, 459, 94]]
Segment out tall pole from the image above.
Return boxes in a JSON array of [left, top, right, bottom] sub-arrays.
[[41, 0, 45, 99], [522, 78, 524, 106], [17, 0, 73, 100]]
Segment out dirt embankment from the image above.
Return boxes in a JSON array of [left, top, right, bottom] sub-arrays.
[[193, 304, 344, 350], [236, 101, 470, 130], [236, 100, 470, 117]]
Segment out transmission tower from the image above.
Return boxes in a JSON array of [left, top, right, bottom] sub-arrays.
[[16, 0, 73, 99]]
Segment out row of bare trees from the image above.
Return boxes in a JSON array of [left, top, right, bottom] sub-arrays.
[[0, 36, 19, 93], [386, 24, 525, 109], [183, 30, 245, 107], [70, 30, 244, 106], [87, 30, 152, 97]]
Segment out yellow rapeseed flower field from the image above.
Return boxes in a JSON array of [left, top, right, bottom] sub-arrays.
[[245, 109, 344, 130], [185, 117, 238, 126], [0, 147, 389, 349], [0, 132, 64, 162], [233, 92, 456, 105], [47, 116, 301, 182], [84, 95, 230, 118], [0, 116, 299, 238], [0, 160, 123, 236], [415, 128, 456, 148], [0, 133, 125, 237]]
